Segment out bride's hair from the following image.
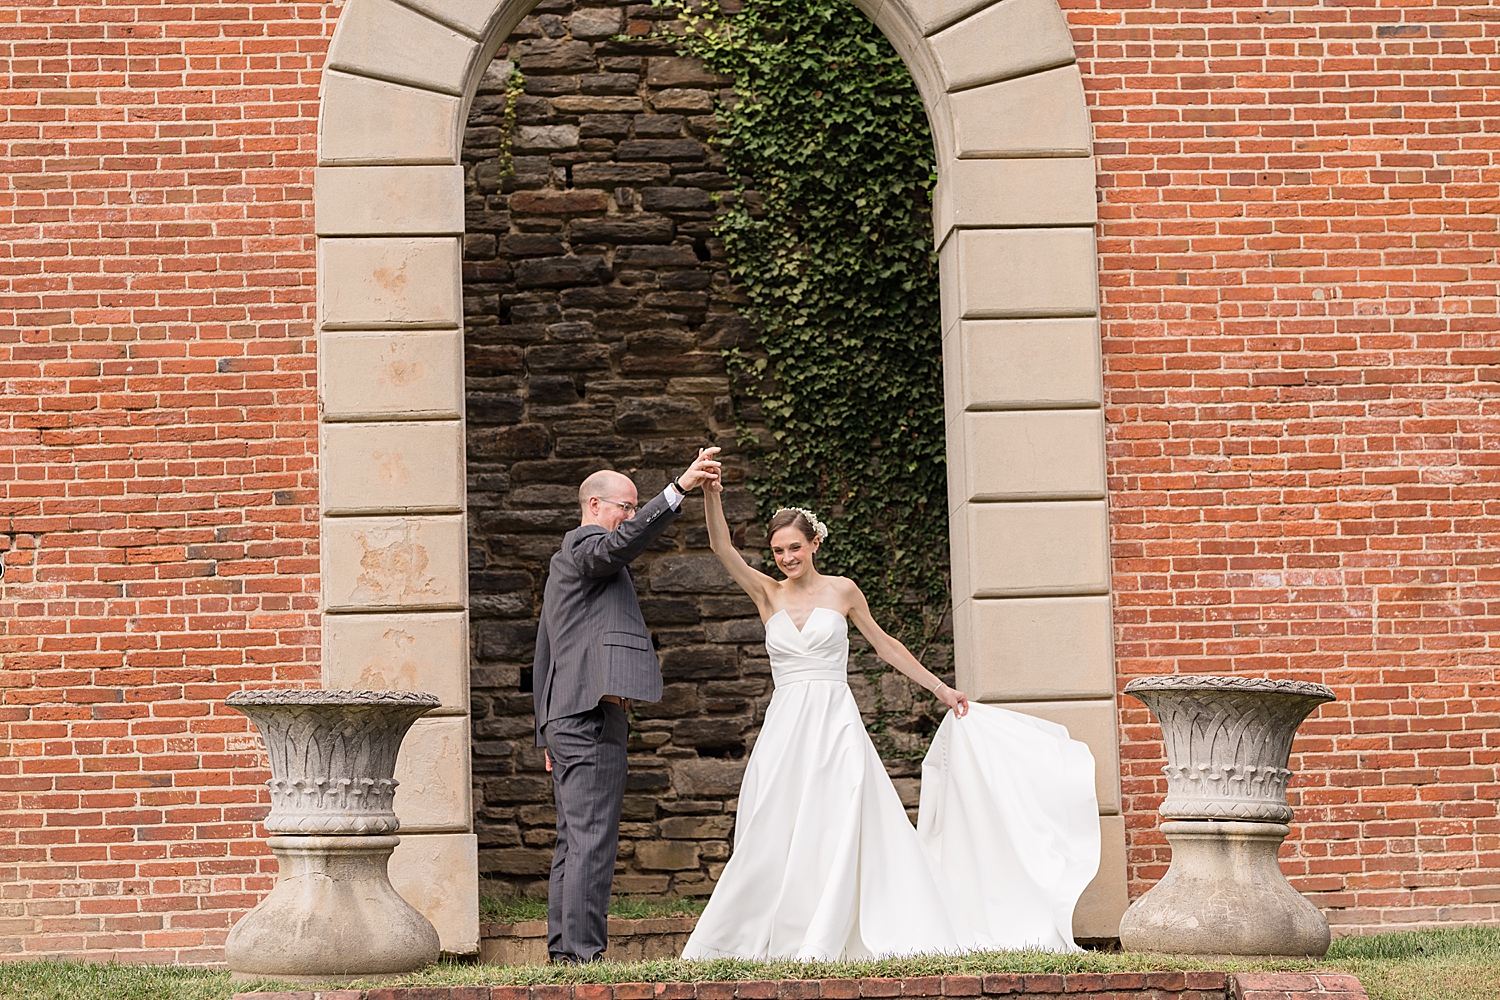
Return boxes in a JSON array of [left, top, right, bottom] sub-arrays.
[[768, 507, 828, 543]]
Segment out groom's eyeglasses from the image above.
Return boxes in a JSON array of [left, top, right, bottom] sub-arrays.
[[596, 497, 639, 515]]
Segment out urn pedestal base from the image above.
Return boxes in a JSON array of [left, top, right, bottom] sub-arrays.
[[226, 835, 441, 982], [1119, 821, 1330, 958]]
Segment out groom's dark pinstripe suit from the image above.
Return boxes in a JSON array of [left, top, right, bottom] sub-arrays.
[[534, 489, 680, 962]]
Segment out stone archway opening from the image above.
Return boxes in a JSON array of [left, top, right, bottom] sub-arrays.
[[312, 0, 1121, 956]]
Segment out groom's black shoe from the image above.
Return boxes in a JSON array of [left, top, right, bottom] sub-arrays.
[[549, 953, 579, 965]]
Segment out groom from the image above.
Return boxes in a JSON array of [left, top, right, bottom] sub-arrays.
[[534, 449, 720, 964]]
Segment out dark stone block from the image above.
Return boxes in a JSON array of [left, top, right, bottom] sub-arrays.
[[572, 162, 672, 186], [523, 344, 611, 371], [579, 114, 632, 139], [515, 38, 596, 73], [515, 255, 610, 288], [510, 190, 609, 215], [615, 244, 700, 267], [467, 392, 525, 425], [468, 423, 550, 460], [639, 185, 713, 212], [559, 284, 636, 308], [659, 644, 738, 680], [477, 620, 540, 660], [615, 395, 705, 432], [633, 114, 684, 138], [498, 233, 567, 258], [617, 139, 705, 162], [672, 717, 748, 750], [639, 598, 702, 625], [570, 214, 675, 244], [625, 769, 671, 792], [527, 374, 579, 405], [645, 56, 722, 87], [465, 343, 525, 377], [659, 270, 712, 290], [555, 434, 637, 458]]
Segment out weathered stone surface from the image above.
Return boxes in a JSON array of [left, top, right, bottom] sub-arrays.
[[1123, 675, 1335, 823], [568, 7, 622, 39], [515, 256, 609, 287], [648, 554, 739, 593], [640, 186, 713, 211], [389, 832, 480, 956], [319, 71, 461, 166], [515, 38, 596, 73], [635, 840, 701, 871], [1119, 821, 1331, 957], [673, 759, 747, 797], [224, 689, 440, 835], [226, 835, 440, 979], [513, 125, 580, 152]]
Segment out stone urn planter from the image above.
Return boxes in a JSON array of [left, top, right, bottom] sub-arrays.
[[1119, 675, 1336, 957], [224, 689, 442, 982]]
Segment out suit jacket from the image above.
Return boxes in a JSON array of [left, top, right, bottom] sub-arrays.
[[533, 490, 681, 746]]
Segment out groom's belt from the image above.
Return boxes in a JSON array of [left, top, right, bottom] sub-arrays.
[[599, 695, 628, 709]]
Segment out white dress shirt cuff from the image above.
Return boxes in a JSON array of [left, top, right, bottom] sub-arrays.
[[663, 484, 685, 510]]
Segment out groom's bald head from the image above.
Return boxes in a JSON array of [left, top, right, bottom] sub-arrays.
[[579, 470, 635, 511]]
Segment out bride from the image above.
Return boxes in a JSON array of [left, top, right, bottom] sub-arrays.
[[680, 469, 1101, 961]]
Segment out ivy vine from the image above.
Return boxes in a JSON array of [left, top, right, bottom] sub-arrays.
[[657, 0, 952, 749]]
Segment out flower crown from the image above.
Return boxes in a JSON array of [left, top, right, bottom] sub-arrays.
[[775, 506, 829, 541]]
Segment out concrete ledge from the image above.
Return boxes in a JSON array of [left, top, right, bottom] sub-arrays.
[[230, 971, 1369, 999]]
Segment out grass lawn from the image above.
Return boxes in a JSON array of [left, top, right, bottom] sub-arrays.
[[0, 926, 1495, 1000]]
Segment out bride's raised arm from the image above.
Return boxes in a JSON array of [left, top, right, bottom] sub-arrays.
[[702, 471, 778, 614], [842, 581, 969, 717]]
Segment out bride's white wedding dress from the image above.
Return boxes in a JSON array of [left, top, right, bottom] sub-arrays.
[[680, 607, 1100, 961]]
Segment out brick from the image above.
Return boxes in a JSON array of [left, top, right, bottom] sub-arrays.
[[979, 976, 1023, 996], [1060, 974, 1106, 993], [901, 979, 943, 997], [777, 984, 818, 1000], [860, 981, 902, 998], [941, 979, 981, 997], [820, 982, 860, 1000], [737, 985, 778, 1000]]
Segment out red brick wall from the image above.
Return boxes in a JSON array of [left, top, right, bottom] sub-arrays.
[[0, 0, 1495, 964], [1074, 0, 1500, 930], [0, 1, 333, 962]]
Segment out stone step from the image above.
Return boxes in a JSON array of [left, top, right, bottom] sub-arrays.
[[479, 915, 700, 965]]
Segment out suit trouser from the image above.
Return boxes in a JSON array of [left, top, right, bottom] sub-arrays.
[[544, 701, 629, 962]]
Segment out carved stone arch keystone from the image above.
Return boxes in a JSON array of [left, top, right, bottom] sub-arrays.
[[313, 0, 1124, 954]]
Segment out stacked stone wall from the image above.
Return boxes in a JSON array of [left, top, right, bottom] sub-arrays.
[[459, 11, 951, 897]]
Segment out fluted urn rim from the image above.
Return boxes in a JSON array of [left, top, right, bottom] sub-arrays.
[[226, 688, 441, 708], [1125, 674, 1334, 701]]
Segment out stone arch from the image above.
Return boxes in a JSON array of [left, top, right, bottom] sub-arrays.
[[312, 0, 1122, 955]]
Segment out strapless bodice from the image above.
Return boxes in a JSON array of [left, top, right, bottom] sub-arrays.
[[765, 607, 849, 686]]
